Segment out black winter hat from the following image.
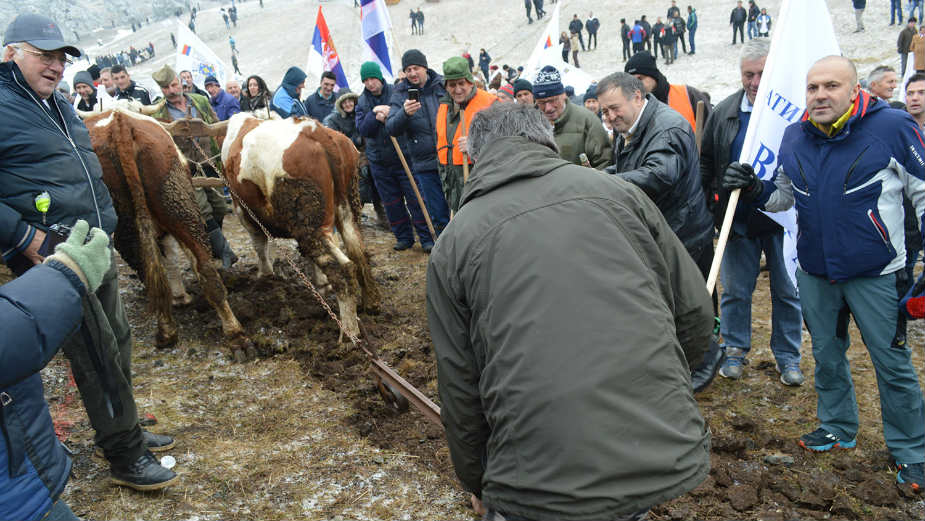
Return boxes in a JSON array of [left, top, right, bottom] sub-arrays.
[[583, 83, 598, 102], [401, 49, 428, 71], [512, 78, 532, 95], [625, 51, 660, 80]]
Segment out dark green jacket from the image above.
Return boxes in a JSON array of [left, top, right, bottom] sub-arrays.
[[552, 100, 613, 168], [426, 137, 712, 520]]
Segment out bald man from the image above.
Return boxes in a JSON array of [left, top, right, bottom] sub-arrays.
[[721, 55, 925, 490]]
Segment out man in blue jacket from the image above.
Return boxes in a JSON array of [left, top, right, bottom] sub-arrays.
[[386, 49, 450, 241], [271, 66, 308, 118], [203, 74, 240, 120], [723, 55, 925, 490], [1, 14, 177, 491], [2, 222, 110, 521], [305, 70, 336, 121], [356, 62, 433, 251]]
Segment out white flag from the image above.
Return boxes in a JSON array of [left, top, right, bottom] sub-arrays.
[[522, 3, 594, 95], [738, 0, 840, 284], [175, 23, 229, 91], [360, 0, 395, 83]]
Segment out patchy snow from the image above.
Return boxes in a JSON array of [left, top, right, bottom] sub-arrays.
[[63, 0, 902, 107]]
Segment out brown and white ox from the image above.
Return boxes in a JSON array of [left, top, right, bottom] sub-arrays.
[[82, 108, 257, 361], [221, 113, 380, 340]]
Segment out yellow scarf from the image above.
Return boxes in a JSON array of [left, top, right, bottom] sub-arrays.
[[810, 106, 854, 137]]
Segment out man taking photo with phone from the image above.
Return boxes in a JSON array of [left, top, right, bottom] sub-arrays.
[[386, 49, 450, 250]]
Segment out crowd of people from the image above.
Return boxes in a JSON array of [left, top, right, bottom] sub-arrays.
[[6, 1, 925, 520]]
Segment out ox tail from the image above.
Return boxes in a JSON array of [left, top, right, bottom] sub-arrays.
[[113, 115, 173, 322]]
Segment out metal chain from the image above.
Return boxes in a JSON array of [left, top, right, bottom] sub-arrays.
[[188, 138, 366, 351]]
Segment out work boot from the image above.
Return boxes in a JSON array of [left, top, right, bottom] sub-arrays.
[[110, 451, 179, 491], [208, 228, 238, 268], [691, 339, 725, 393]]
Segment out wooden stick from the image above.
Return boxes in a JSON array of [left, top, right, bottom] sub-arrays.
[[694, 100, 706, 151], [707, 189, 740, 295], [390, 137, 437, 240], [191, 177, 225, 188]]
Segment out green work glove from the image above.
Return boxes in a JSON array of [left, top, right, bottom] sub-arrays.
[[45, 220, 111, 293]]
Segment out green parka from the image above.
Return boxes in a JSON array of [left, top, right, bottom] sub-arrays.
[[426, 136, 712, 520], [552, 100, 613, 169]]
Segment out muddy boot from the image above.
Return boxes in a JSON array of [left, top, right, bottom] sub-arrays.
[[208, 228, 238, 268]]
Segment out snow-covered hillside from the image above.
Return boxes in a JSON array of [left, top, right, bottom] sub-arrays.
[[46, 0, 904, 105]]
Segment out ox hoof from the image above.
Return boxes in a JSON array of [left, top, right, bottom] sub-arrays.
[[230, 337, 258, 363], [155, 330, 179, 350]]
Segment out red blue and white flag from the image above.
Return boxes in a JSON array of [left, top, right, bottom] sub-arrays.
[[308, 6, 349, 89], [360, 0, 394, 82], [175, 23, 228, 89]]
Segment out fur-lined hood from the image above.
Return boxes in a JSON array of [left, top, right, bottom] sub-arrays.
[[334, 90, 359, 117]]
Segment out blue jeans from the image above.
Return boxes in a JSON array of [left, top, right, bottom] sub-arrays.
[[412, 169, 450, 238], [797, 269, 925, 464], [892, 0, 904, 23], [42, 499, 81, 521], [909, 0, 924, 21], [720, 230, 802, 368], [747, 20, 756, 39], [368, 161, 433, 245], [688, 27, 696, 53]]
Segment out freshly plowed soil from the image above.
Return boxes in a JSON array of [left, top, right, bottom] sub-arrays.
[[21, 209, 925, 520]]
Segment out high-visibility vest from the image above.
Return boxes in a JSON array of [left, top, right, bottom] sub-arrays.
[[436, 89, 497, 165], [667, 83, 697, 132]]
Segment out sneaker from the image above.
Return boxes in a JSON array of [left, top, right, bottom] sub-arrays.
[[719, 347, 747, 379], [393, 241, 414, 251], [777, 363, 805, 387], [895, 462, 925, 491], [110, 451, 179, 491], [799, 427, 857, 452], [96, 431, 175, 458]]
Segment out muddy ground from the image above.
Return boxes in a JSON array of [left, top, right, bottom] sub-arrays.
[[25, 209, 925, 520]]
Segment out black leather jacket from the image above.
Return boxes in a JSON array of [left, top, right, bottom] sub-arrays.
[[699, 89, 780, 237], [607, 94, 713, 254]]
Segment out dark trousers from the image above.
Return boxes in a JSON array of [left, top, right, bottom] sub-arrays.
[[677, 31, 687, 53], [576, 31, 586, 50], [562, 49, 569, 63], [414, 168, 450, 237], [587, 30, 597, 49], [572, 50, 580, 67], [62, 255, 145, 467], [653, 39, 661, 58], [632, 41, 644, 54], [732, 23, 745, 43], [532, 0, 545, 17], [622, 40, 631, 60], [369, 161, 433, 245]]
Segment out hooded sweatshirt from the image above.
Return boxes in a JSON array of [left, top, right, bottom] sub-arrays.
[[271, 67, 308, 118]]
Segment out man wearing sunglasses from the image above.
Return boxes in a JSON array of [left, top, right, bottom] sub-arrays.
[[0, 14, 178, 494]]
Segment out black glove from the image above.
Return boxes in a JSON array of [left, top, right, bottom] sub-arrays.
[[721, 161, 763, 200]]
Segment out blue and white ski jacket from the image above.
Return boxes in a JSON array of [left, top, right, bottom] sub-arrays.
[[759, 91, 925, 281]]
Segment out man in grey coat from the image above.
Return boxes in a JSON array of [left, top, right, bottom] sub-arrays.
[[426, 102, 712, 521]]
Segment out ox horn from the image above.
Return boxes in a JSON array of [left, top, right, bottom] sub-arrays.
[[75, 108, 100, 119], [160, 118, 229, 138], [139, 98, 167, 116]]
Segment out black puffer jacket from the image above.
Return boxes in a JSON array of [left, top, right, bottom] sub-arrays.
[[700, 89, 780, 236], [0, 62, 117, 263], [114, 80, 152, 105], [607, 94, 713, 253], [386, 69, 447, 173]]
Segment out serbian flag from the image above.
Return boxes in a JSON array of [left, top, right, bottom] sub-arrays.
[[543, 35, 552, 49], [308, 6, 349, 89], [733, 0, 840, 284], [360, 0, 395, 82], [181, 44, 191, 56]]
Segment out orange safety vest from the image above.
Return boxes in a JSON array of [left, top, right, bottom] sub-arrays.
[[667, 83, 697, 132], [436, 89, 497, 165]]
